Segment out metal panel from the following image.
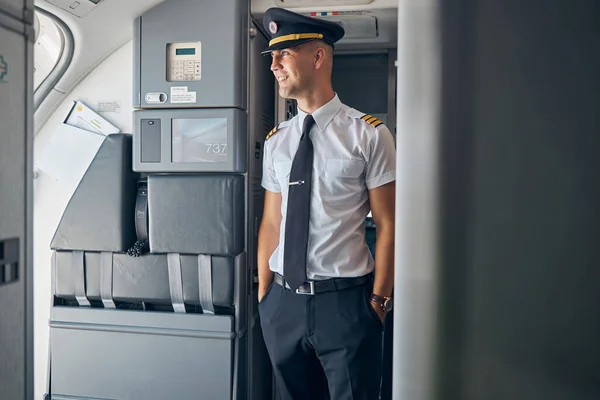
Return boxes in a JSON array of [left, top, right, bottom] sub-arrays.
[[140, 118, 162, 162], [132, 16, 141, 107], [452, 1, 600, 398], [393, 3, 440, 399], [0, 15, 33, 400], [395, 0, 600, 399], [50, 308, 234, 400], [247, 21, 275, 400], [0, 0, 33, 24], [386, 48, 397, 137], [136, 0, 248, 109], [133, 108, 248, 173], [331, 53, 389, 116]]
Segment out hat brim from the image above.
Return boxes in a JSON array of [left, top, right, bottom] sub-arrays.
[[260, 38, 326, 56]]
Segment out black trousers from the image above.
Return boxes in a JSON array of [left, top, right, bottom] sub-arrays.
[[259, 277, 384, 400]]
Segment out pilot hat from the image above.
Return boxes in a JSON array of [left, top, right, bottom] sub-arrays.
[[261, 8, 345, 55]]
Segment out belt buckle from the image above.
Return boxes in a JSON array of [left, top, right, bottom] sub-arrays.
[[295, 281, 315, 295]]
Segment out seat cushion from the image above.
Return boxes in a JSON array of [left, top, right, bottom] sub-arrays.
[[53, 251, 236, 308], [50, 134, 138, 252], [147, 174, 245, 256]]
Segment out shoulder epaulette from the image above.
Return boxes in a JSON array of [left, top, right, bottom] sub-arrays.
[[266, 120, 292, 140], [266, 124, 279, 140], [360, 114, 384, 128]]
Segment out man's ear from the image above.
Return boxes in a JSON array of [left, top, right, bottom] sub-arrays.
[[314, 48, 326, 69]]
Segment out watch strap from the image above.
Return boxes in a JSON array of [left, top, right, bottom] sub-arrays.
[[370, 293, 392, 312]]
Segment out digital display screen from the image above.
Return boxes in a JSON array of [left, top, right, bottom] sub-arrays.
[[176, 48, 196, 56], [172, 118, 228, 163]]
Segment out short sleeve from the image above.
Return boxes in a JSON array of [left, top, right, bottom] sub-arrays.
[[261, 139, 281, 193], [364, 125, 396, 190]]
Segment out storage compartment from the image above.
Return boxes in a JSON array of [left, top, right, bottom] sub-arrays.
[[134, 0, 248, 109], [50, 308, 236, 400], [133, 108, 248, 173]]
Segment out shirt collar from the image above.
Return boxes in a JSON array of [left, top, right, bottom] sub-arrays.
[[297, 93, 342, 133]]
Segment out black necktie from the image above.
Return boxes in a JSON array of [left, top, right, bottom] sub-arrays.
[[283, 115, 315, 291]]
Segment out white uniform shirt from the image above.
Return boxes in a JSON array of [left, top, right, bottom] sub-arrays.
[[261, 94, 396, 280]]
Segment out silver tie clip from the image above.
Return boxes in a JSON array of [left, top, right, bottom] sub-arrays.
[[289, 180, 305, 186]]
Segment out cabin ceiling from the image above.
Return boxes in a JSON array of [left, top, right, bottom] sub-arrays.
[[35, 0, 167, 94]]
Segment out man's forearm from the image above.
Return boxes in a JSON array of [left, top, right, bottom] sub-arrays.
[[372, 223, 394, 297], [257, 222, 279, 293], [258, 260, 274, 293]]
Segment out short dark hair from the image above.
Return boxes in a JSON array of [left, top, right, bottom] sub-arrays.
[[306, 39, 334, 58]]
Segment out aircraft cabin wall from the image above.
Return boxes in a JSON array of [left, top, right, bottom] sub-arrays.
[[0, 0, 35, 398], [32, 41, 134, 400], [332, 52, 396, 132]]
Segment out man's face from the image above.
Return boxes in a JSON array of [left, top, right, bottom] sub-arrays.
[[270, 43, 315, 100]]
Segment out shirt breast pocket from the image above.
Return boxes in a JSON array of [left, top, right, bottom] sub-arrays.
[[274, 161, 292, 193], [323, 159, 366, 206]]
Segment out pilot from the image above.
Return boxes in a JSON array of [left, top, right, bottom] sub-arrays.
[[257, 7, 396, 400]]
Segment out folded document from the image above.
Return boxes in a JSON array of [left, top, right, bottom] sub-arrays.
[[64, 100, 120, 135]]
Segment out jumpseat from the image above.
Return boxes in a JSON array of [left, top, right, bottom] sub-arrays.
[[47, 133, 248, 400]]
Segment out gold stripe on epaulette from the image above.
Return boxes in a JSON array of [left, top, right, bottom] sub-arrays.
[[266, 126, 278, 140], [360, 114, 383, 128]]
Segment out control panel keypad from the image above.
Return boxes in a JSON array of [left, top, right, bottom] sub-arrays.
[[170, 61, 201, 81]]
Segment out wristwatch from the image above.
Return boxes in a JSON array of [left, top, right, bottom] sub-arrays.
[[370, 293, 393, 313]]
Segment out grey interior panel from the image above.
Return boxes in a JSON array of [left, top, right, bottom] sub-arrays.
[[134, 0, 248, 109], [50, 134, 138, 252], [133, 108, 248, 173], [140, 118, 161, 162], [50, 307, 235, 400], [432, 1, 600, 398], [148, 174, 245, 256], [247, 18, 273, 283], [0, 16, 33, 400], [332, 53, 389, 116], [0, 0, 33, 23]]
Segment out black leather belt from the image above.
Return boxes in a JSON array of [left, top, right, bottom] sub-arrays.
[[274, 273, 370, 295]]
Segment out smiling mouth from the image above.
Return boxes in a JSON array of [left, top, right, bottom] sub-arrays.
[[277, 76, 288, 82]]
